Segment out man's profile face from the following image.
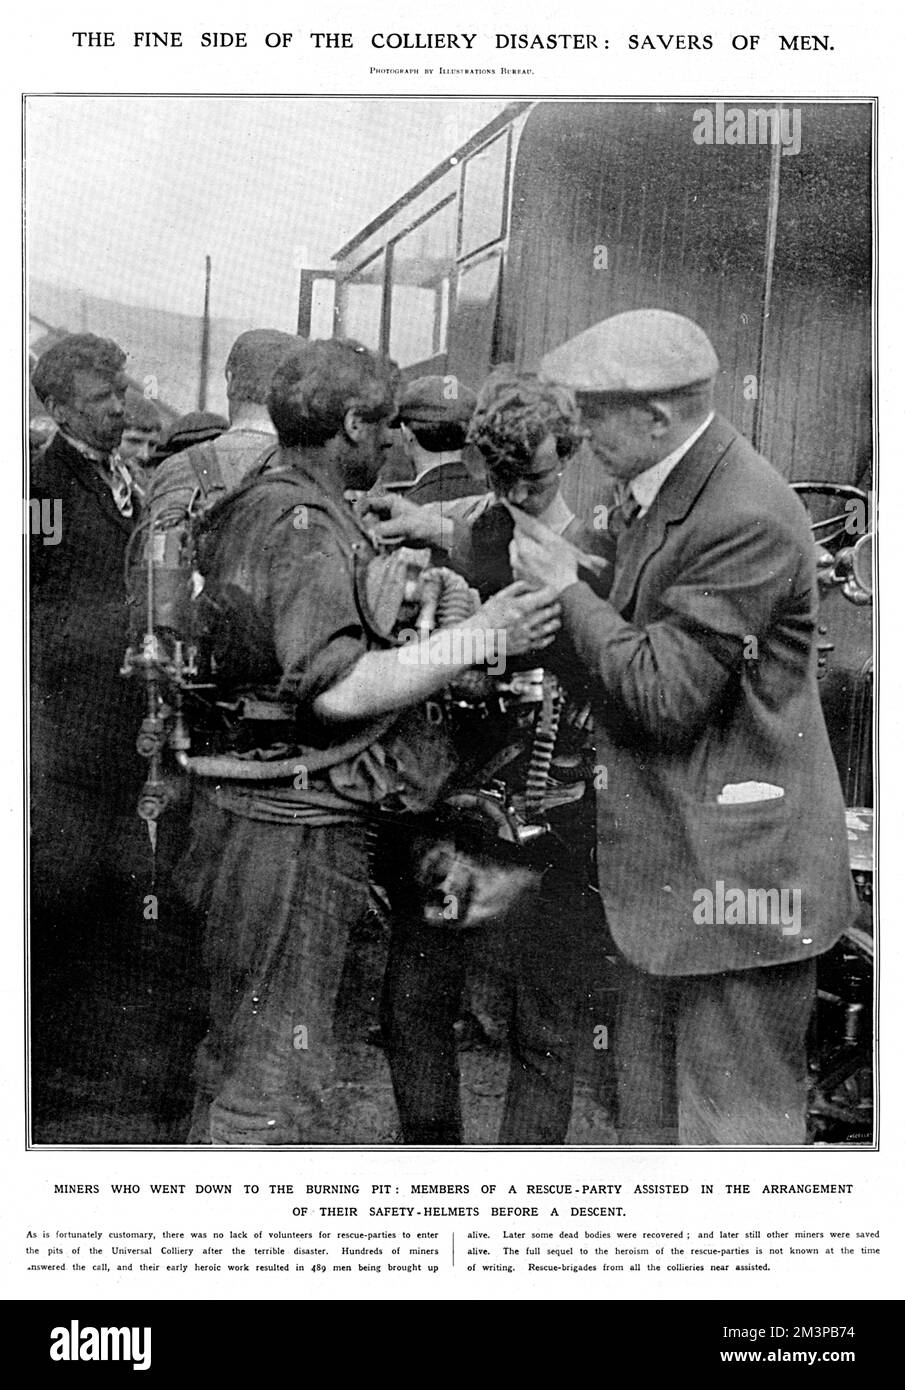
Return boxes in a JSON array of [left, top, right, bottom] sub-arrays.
[[117, 426, 161, 466], [580, 397, 659, 480], [56, 369, 127, 452], [345, 413, 394, 491]]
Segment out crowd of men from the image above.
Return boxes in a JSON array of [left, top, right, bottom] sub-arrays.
[[29, 312, 857, 1146]]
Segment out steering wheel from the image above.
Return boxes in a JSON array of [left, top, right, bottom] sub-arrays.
[[790, 481, 869, 551]]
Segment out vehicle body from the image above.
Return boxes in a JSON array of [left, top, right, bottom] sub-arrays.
[[301, 99, 876, 1141]]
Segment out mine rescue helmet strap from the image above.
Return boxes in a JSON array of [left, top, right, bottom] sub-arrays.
[[237, 439, 282, 484], [185, 438, 282, 519], [191, 443, 287, 538], [186, 440, 225, 499], [196, 451, 382, 567]]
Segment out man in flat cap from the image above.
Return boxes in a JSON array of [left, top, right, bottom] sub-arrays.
[[153, 410, 229, 464], [395, 373, 483, 505], [508, 308, 856, 1145]]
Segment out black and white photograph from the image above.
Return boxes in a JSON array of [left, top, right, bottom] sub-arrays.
[[26, 95, 875, 1151]]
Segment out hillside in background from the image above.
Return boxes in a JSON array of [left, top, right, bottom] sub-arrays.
[[29, 279, 282, 418]]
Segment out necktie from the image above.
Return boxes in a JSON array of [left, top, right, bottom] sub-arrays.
[[62, 430, 134, 517], [108, 460, 135, 518], [607, 485, 641, 544]]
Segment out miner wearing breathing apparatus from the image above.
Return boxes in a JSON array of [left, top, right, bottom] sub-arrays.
[[175, 338, 561, 1145]]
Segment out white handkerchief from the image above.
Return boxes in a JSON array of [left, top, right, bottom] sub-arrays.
[[717, 781, 785, 805]]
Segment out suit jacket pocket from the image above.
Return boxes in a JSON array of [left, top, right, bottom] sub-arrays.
[[685, 792, 797, 894]]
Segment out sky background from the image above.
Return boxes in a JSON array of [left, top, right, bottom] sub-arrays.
[[26, 97, 509, 331]]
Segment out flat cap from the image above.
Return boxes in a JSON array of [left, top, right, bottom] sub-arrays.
[[123, 386, 163, 431], [396, 374, 477, 426], [155, 411, 228, 460], [540, 309, 719, 396]]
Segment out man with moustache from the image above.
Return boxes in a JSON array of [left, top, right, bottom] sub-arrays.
[[508, 309, 856, 1145]]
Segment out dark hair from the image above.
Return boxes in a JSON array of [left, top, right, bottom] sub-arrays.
[[225, 329, 301, 405], [409, 421, 469, 454], [123, 387, 162, 432], [31, 333, 126, 407], [268, 339, 400, 449], [467, 369, 584, 483]]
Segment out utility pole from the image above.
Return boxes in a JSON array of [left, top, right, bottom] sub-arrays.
[[198, 254, 212, 411]]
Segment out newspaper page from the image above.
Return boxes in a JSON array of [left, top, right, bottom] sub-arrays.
[[3, 0, 902, 1346]]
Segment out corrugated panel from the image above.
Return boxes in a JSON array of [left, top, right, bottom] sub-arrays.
[[759, 104, 873, 483]]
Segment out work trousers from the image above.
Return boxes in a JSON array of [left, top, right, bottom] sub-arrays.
[[182, 802, 371, 1145], [614, 956, 817, 1145], [382, 866, 606, 1145]]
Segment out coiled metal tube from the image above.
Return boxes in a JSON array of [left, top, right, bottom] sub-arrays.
[[435, 572, 478, 627]]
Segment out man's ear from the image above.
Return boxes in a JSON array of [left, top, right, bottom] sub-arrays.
[[343, 406, 367, 443], [44, 395, 70, 429], [646, 399, 673, 437]]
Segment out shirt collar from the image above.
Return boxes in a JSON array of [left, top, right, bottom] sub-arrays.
[[536, 490, 575, 536], [225, 421, 277, 439], [228, 408, 278, 435], [59, 431, 135, 516], [412, 454, 463, 485], [58, 429, 110, 466], [629, 411, 715, 515]]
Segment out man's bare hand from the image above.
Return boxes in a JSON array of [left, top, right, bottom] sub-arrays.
[[469, 580, 562, 655], [503, 501, 581, 594], [358, 491, 444, 546]]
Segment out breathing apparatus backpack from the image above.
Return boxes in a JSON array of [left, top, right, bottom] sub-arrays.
[[122, 441, 292, 841], [122, 448, 491, 837], [122, 448, 597, 896]]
